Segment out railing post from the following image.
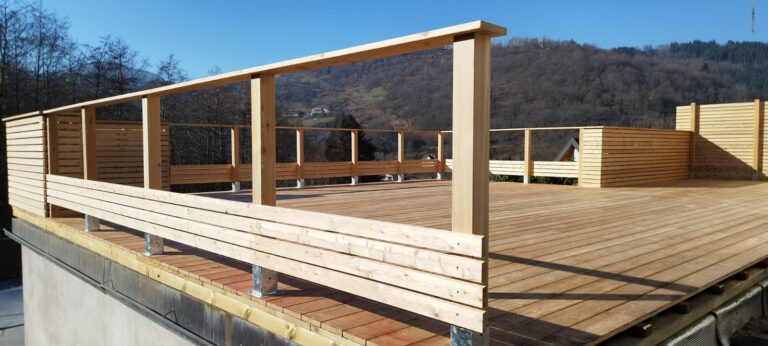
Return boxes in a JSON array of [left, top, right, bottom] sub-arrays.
[[689, 102, 699, 178], [251, 73, 279, 296], [296, 128, 305, 188], [754, 99, 764, 181], [81, 107, 100, 231], [451, 32, 490, 344], [397, 130, 405, 182], [437, 131, 445, 180], [351, 129, 359, 185], [577, 128, 584, 187], [231, 126, 241, 191], [47, 114, 60, 217], [523, 129, 532, 184], [142, 96, 164, 255]]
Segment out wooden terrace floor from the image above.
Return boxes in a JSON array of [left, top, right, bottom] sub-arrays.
[[56, 179, 768, 345]]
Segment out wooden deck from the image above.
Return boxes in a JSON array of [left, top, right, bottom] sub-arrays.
[[56, 179, 768, 345]]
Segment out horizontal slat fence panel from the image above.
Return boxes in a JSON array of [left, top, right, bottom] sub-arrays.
[[45, 174, 486, 332], [677, 101, 766, 180], [50, 117, 170, 189], [533, 161, 579, 178], [5, 115, 47, 216], [581, 128, 690, 187], [446, 159, 577, 178]]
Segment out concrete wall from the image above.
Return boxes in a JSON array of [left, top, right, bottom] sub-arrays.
[[21, 246, 193, 346]]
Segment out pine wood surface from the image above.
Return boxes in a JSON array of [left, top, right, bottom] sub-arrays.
[[54, 179, 768, 345]]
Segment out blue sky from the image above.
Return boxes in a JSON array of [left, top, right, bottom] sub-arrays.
[[43, 0, 766, 78]]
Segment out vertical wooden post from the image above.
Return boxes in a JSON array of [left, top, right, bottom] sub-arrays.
[[437, 131, 445, 180], [351, 129, 359, 184], [46, 114, 60, 217], [397, 130, 405, 182], [523, 129, 532, 184], [689, 102, 699, 178], [231, 126, 241, 191], [81, 107, 100, 231], [142, 96, 163, 255], [577, 128, 584, 187], [250, 73, 278, 296], [296, 128, 305, 188], [754, 99, 764, 180], [451, 32, 490, 344], [251, 73, 277, 206]]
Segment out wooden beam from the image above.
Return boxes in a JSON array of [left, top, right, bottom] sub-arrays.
[[81, 107, 100, 231], [32, 21, 506, 116], [230, 126, 241, 190], [296, 128, 305, 188], [397, 130, 405, 182], [451, 32, 491, 340], [437, 131, 445, 179], [251, 74, 277, 206], [689, 102, 699, 178], [451, 34, 490, 282], [351, 129, 359, 184], [81, 107, 97, 181], [523, 129, 532, 184], [754, 99, 764, 180], [46, 114, 59, 217], [142, 97, 162, 190], [142, 96, 163, 253], [578, 128, 584, 187]]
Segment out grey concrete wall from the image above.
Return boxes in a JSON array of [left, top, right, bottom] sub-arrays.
[[21, 246, 194, 346]]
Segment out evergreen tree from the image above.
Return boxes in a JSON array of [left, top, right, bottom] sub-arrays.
[[324, 114, 377, 182]]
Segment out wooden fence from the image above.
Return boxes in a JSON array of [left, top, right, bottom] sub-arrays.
[[579, 127, 691, 187], [5, 114, 47, 216], [3, 21, 507, 339], [677, 100, 766, 180]]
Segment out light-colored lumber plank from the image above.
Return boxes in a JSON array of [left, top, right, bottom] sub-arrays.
[[252, 74, 276, 206]]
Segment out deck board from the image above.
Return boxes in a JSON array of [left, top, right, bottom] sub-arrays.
[[54, 179, 768, 345]]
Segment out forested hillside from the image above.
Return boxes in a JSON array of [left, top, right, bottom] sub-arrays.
[[2, 1, 768, 227]]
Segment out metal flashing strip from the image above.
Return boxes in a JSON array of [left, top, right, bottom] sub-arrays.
[[4, 227, 215, 346], [4, 214, 344, 345]]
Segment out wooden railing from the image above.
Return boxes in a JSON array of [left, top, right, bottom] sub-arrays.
[[168, 124, 591, 187], [3, 21, 506, 341], [44, 174, 486, 331], [168, 123, 446, 186]]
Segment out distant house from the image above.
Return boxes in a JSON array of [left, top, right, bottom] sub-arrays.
[[554, 137, 579, 161], [310, 107, 331, 117], [284, 110, 305, 117]]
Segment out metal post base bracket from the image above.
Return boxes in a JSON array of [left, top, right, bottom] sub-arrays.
[[450, 326, 489, 346], [251, 265, 279, 297], [232, 182, 242, 191], [351, 176, 359, 185], [144, 233, 164, 256], [397, 174, 405, 183], [84, 215, 101, 232], [296, 179, 306, 188]]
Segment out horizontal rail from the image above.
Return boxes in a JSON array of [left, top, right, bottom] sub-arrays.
[[3, 21, 505, 119], [45, 174, 486, 331]]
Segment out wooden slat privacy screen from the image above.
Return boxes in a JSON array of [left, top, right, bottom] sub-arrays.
[[579, 127, 690, 187], [677, 101, 766, 180], [48, 116, 171, 189], [5, 115, 47, 216], [44, 174, 487, 331], [675, 102, 752, 179]]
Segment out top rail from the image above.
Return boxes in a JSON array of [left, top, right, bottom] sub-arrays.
[[2, 21, 505, 120]]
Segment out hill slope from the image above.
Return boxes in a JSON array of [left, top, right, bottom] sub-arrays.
[[275, 39, 762, 131]]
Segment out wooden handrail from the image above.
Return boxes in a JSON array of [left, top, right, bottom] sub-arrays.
[[1, 21, 504, 119]]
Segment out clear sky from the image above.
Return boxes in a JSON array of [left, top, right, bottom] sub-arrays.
[[43, 0, 767, 78]]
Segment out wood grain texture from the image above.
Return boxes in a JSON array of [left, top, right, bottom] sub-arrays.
[[36, 178, 768, 345], [5, 114, 47, 216]]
